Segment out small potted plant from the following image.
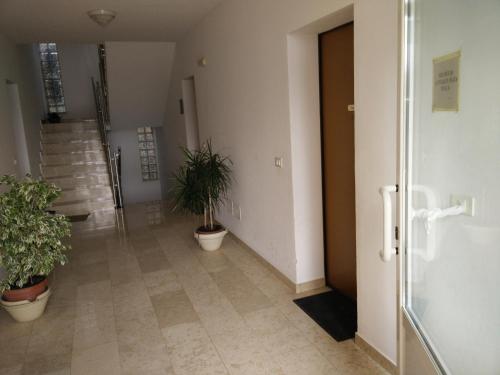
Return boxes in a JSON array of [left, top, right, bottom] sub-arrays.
[[0, 175, 71, 322], [172, 141, 232, 251]]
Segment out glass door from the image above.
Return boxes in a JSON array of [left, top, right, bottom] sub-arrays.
[[401, 0, 500, 374]]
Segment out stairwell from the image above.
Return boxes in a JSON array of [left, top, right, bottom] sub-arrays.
[[40, 120, 116, 224]]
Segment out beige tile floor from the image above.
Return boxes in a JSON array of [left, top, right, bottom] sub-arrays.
[[0, 202, 389, 375]]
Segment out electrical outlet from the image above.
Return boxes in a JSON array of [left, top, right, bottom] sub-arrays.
[[450, 194, 475, 216], [274, 157, 283, 168]]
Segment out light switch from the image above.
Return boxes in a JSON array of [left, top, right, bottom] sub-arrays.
[[274, 157, 283, 168]]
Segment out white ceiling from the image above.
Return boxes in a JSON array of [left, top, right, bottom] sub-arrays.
[[0, 0, 224, 43]]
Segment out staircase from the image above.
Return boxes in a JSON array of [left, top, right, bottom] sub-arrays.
[[40, 120, 116, 219]]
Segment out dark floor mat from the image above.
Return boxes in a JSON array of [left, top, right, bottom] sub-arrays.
[[293, 289, 357, 342]]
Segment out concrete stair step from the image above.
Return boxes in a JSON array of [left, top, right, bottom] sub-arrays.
[[42, 164, 109, 179], [42, 121, 98, 134], [41, 131, 100, 144], [39, 119, 115, 219], [54, 186, 114, 205], [46, 175, 111, 190], [41, 151, 106, 166], [71, 209, 119, 234], [52, 200, 115, 216], [42, 141, 103, 154]]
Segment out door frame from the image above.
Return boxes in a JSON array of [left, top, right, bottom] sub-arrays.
[[397, 0, 445, 373], [181, 76, 201, 151], [6, 81, 31, 177], [397, 0, 407, 371]]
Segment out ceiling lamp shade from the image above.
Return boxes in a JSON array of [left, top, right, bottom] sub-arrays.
[[87, 9, 117, 27]]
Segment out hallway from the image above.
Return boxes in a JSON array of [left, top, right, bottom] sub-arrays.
[[0, 202, 387, 375]]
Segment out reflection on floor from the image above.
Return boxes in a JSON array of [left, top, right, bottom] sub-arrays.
[[0, 202, 388, 374]]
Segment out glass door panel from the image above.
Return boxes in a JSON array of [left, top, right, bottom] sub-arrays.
[[403, 0, 500, 374]]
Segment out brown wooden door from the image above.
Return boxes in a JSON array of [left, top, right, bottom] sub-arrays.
[[319, 23, 356, 300]]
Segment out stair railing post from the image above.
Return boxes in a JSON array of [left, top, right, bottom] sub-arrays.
[[113, 148, 123, 209]]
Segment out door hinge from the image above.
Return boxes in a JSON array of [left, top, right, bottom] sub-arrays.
[[395, 226, 399, 255]]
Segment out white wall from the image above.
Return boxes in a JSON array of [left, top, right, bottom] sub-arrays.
[[109, 128, 163, 204], [0, 35, 21, 177], [17, 45, 46, 177], [57, 43, 100, 119], [354, 0, 399, 364], [105, 42, 175, 204], [162, 0, 399, 363], [287, 5, 354, 285], [0, 35, 45, 178], [6, 83, 31, 176], [155, 126, 170, 201], [29, 43, 98, 120], [106, 42, 175, 131], [287, 32, 324, 285], [163, 0, 353, 284]]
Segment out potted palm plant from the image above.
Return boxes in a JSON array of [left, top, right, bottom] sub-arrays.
[[0, 175, 71, 322], [172, 141, 232, 251]]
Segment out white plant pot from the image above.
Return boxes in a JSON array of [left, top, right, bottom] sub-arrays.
[[194, 228, 228, 251], [1, 288, 51, 322]]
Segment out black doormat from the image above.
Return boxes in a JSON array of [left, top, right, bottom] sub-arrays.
[[293, 289, 357, 342]]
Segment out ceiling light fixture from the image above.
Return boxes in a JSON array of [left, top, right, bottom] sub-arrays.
[[87, 9, 117, 27]]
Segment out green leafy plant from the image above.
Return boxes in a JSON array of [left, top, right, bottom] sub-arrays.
[[172, 140, 232, 231], [0, 175, 71, 293]]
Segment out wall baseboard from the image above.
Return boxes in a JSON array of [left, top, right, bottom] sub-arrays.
[[295, 277, 325, 293], [228, 232, 325, 294], [355, 333, 397, 375]]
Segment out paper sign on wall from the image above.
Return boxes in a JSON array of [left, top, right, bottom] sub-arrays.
[[432, 50, 461, 112]]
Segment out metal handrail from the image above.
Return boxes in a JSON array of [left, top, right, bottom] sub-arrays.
[[91, 77, 123, 209]]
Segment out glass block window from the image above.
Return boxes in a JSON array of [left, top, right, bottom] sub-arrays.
[[137, 127, 158, 181], [39, 43, 66, 113]]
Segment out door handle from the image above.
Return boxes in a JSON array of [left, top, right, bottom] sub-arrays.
[[379, 185, 398, 262]]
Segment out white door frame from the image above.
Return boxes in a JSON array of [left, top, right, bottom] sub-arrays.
[[181, 77, 201, 151], [397, 0, 448, 373], [6, 81, 31, 177]]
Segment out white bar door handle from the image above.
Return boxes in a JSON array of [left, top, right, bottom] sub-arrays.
[[379, 185, 398, 262]]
